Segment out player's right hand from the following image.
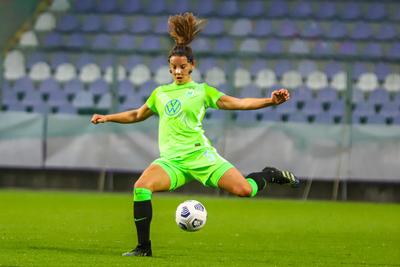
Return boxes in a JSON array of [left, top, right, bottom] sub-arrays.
[[91, 114, 107, 124]]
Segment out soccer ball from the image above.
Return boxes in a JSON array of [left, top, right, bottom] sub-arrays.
[[175, 200, 207, 232]]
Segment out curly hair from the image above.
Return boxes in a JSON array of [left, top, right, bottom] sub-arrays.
[[168, 12, 207, 63]]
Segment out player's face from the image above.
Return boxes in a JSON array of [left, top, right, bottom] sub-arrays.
[[169, 56, 194, 85]]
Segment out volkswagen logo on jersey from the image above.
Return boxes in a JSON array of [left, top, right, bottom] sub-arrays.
[[165, 99, 182, 116]]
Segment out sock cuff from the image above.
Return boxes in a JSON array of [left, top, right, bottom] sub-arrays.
[[246, 178, 258, 197], [134, 188, 152, 202]]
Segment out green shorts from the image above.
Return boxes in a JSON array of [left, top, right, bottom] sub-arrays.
[[153, 147, 234, 190]]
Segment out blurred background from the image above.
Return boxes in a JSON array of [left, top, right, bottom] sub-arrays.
[[0, 0, 399, 202]]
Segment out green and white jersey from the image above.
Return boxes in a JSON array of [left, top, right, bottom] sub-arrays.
[[146, 81, 224, 159]]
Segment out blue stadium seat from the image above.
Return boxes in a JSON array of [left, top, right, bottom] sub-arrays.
[[366, 114, 387, 125], [81, 15, 102, 32], [393, 116, 400, 125], [214, 37, 235, 54], [96, 93, 112, 110], [276, 100, 297, 115], [73, 0, 95, 13], [353, 102, 375, 117], [191, 38, 212, 53], [328, 100, 345, 118], [14, 77, 35, 95], [64, 79, 84, 97], [26, 52, 47, 69], [39, 78, 61, 95], [302, 99, 323, 116], [116, 34, 137, 51], [144, 0, 166, 14], [22, 90, 44, 107], [239, 85, 263, 98], [274, 60, 294, 78], [91, 34, 113, 50], [301, 21, 323, 38], [374, 63, 391, 82], [350, 22, 373, 40], [205, 109, 224, 120], [167, 0, 191, 14], [66, 33, 88, 49], [235, 110, 259, 122], [88, 79, 109, 97], [367, 88, 390, 106], [264, 39, 284, 55], [202, 19, 225, 36], [375, 24, 396, 40], [387, 43, 400, 59], [362, 43, 383, 58], [313, 113, 335, 124], [117, 79, 135, 100], [43, 32, 63, 48], [105, 16, 127, 33], [275, 20, 298, 38], [338, 41, 358, 56], [72, 90, 95, 109], [380, 102, 400, 118], [340, 2, 362, 20], [56, 14, 79, 32], [324, 22, 347, 39], [47, 89, 69, 107], [153, 16, 168, 34], [30, 103, 52, 114], [314, 41, 334, 56], [364, 3, 386, 21], [317, 87, 338, 104], [75, 53, 95, 70], [291, 87, 313, 104], [352, 62, 369, 80], [49, 52, 69, 69], [129, 16, 152, 34], [194, 0, 214, 16], [252, 19, 273, 37], [324, 61, 344, 80], [5, 101, 26, 112], [315, 2, 337, 19], [267, 0, 289, 17], [287, 112, 308, 123], [290, 1, 312, 18], [96, 0, 118, 13], [240, 0, 264, 17], [262, 108, 280, 121], [56, 103, 77, 114], [119, 0, 142, 14], [352, 88, 365, 103], [217, 0, 239, 17], [139, 36, 161, 52]]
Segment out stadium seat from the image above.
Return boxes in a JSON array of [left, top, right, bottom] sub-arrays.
[[330, 72, 347, 91], [19, 31, 38, 47], [191, 38, 212, 53], [338, 41, 358, 56], [91, 34, 113, 50], [235, 110, 259, 122], [324, 22, 348, 39], [54, 63, 77, 82], [315, 2, 337, 19], [387, 43, 400, 59], [290, 1, 313, 18], [105, 16, 127, 33], [356, 73, 378, 92], [96, 0, 118, 13], [264, 39, 284, 55], [72, 90, 95, 110], [324, 61, 344, 80], [239, 85, 262, 98], [288, 112, 308, 123], [289, 39, 310, 54], [240, 0, 264, 17], [349, 22, 373, 40], [88, 79, 109, 97], [202, 19, 225, 36], [373, 63, 391, 82], [302, 99, 324, 116], [193, 0, 214, 16], [104, 65, 127, 83], [116, 34, 137, 51], [317, 87, 338, 104], [154, 66, 172, 85], [276, 100, 297, 115], [281, 70, 302, 89], [274, 60, 294, 78], [252, 20, 273, 37], [205, 67, 226, 86], [144, 0, 166, 14], [81, 15, 102, 32], [367, 88, 390, 107], [49, 0, 70, 12], [380, 102, 400, 118], [328, 100, 345, 118], [366, 114, 387, 125], [42, 32, 63, 48], [375, 24, 396, 40], [214, 37, 235, 54], [340, 2, 361, 20], [153, 16, 168, 34], [117, 79, 135, 100], [96, 93, 112, 111], [64, 79, 84, 97], [267, 0, 289, 17], [230, 18, 252, 36], [65, 33, 88, 49], [39, 78, 61, 95], [14, 77, 35, 95], [139, 36, 162, 52], [79, 64, 101, 83], [364, 3, 386, 20], [254, 68, 277, 89], [314, 41, 334, 56], [291, 86, 313, 104], [129, 16, 152, 34], [47, 89, 69, 107], [298, 60, 318, 78], [306, 71, 328, 91], [217, 0, 239, 17], [313, 112, 335, 124], [301, 21, 323, 38], [167, 0, 191, 14], [352, 88, 365, 103], [234, 68, 252, 88], [72, 0, 95, 12], [353, 102, 375, 117], [261, 108, 280, 121], [56, 14, 79, 32], [34, 12, 56, 31], [56, 103, 77, 114], [129, 64, 151, 86], [362, 43, 383, 58], [275, 20, 298, 38], [119, 0, 142, 14], [383, 74, 400, 92]]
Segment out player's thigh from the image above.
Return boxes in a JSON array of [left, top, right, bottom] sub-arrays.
[[134, 163, 171, 192], [217, 167, 252, 197]]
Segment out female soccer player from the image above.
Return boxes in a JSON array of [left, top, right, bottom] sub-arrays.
[[91, 13, 299, 257]]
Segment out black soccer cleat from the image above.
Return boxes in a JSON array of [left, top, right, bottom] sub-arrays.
[[262, 167, 300, 188], [122, 242, 152, 257]]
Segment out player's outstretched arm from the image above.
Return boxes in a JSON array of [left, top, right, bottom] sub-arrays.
[[91, 103, 154, 124], [217, 89, 290, 110]]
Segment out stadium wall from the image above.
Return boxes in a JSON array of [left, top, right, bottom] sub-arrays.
[[0, 112, 399, 202]]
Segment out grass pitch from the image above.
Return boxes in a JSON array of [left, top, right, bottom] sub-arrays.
[[0, 190, 399, 267]]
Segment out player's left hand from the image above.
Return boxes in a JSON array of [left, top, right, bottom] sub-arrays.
[[271, 89, 290, 105]]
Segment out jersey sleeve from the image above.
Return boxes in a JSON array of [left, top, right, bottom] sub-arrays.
[[204, 83, 225, 109], [145, 88, 159, 114]]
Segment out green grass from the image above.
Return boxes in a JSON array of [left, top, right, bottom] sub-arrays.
[[0, 190, 399, 267]]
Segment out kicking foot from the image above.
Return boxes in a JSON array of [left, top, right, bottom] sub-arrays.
[[122, 242, 152, 257], [262, 167, 300, 188]]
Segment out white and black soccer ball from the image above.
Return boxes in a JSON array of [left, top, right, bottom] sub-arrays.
[[175, 200, 207, 232]]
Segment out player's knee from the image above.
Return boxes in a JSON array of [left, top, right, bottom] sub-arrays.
[[134, 179, 153, 191], [234, 183, 253, 197]]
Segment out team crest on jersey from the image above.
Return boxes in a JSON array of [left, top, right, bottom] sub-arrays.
[[165, 99, 182, 116], [186, 89, 196, 98]]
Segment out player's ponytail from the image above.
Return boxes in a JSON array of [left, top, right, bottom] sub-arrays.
[[168, 12, 206, 63]]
